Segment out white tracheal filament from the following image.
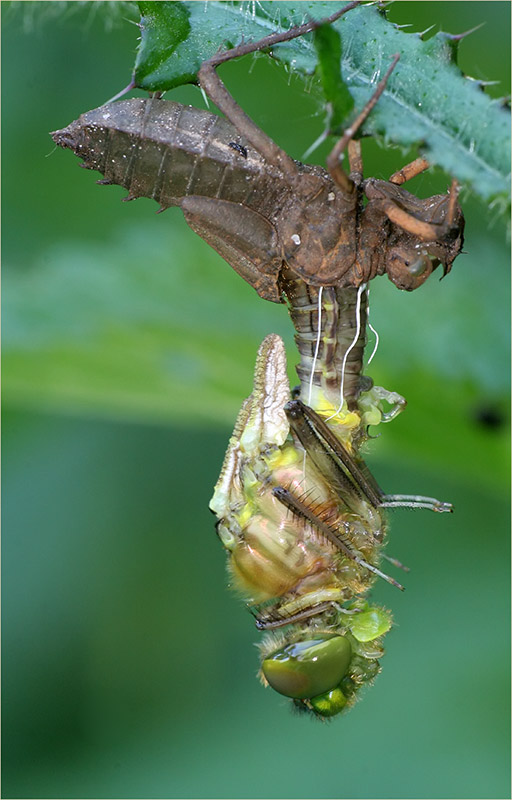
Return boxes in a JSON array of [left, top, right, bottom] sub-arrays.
[[303, 287, 324, 480], [326, 283, 366, 422], [366, 286, 380, 366], [307, 286, 324, 407]]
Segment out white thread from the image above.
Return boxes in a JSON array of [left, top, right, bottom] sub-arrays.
[[301, 129, 328, 161], [199, 85, 210, 109], [366, 287, 380, 365], [307, 287, 323, 407], [326, 283, 365, 421], [303, 287, 323, 482]]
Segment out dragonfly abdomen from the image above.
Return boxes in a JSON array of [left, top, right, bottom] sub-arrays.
[[282, 269, 369, 409], [53, 98, 293, 214]]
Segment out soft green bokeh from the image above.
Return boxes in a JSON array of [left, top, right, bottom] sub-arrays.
[[2, 3, 510, 798]]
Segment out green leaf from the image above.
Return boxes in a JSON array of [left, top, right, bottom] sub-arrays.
[[135, 2, 192, 85], [313, 22, 353, 134], [133, 1, 510, 204]]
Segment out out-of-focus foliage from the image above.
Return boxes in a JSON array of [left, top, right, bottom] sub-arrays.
[[2, 2, 510, 799]]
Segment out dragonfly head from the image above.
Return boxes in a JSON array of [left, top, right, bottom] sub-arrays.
[[364, 178, 465, 291], [261, 634, 352, 718], [385, 243, 435, 291], [258, 605, 391, 719]]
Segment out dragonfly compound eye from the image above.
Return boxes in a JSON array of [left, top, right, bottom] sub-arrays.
[[386, 246, 433, 291], [309, 686, 348, 717], [261, 635, 352, 701]]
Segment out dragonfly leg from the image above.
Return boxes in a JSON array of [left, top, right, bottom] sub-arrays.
[[285, 399, 384, 507], [389, 157, 430, 185], [198, 3, 360, 180], [379, 178, 461, 240], [326, 54, 400, 193], [273, 486, 404, 591], [382, 553, 410, 572], [348, 140, 364, 184], [381, 494, 453, 513], [251, 600, 335, 631], [284, 400, 366, 511]]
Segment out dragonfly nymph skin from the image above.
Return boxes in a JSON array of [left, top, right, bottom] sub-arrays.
[[210, 311, 451, 718], [52, 96, 464, 303]]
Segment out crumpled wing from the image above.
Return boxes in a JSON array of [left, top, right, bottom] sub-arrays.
[[209, 334, 290, 518]]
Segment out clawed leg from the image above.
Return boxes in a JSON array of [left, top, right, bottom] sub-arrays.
[[348, 140, 364, 184], [284, 399, 371, 513], [272, 486, 405, 590], [251, 601, 334, 630], [381, 178, 460, 240], [326, 54, 401, 193], [381, 494, 453, 513], [285, 399, 452, 514], [382, 553, 410, 572], [252, 594, 366, 629], [389, 160, 460, 240], [198, 2, 361, 180], [389, 157, 430, 185], [285, 399, 384, 509]]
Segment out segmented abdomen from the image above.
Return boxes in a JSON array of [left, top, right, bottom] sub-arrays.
[[282, 269, 369, 407], [53, 98, 293, 215]]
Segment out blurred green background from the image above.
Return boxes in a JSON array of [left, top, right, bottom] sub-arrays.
[[2, 2, 510, 798]]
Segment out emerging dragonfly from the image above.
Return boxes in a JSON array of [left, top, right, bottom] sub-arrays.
[[210, 278, 452, 719], [52, 3, 464, 718]]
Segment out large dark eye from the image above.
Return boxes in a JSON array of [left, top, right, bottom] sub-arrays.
[[387, 247, 433, 290], [309, 686, 348, 716], [406, 256, 428, 276], [262, 635, 352, 699]]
